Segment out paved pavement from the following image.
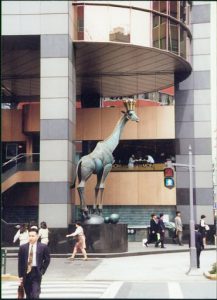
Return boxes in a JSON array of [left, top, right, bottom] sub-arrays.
[[2, 243, 217, 298]]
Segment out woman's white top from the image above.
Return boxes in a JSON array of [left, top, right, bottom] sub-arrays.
[[13, 229, 29, 245], [39, 228, 49, 244], [71, 226, 84, 237]]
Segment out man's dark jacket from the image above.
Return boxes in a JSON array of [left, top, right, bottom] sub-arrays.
[[18, 242, 50, 278]]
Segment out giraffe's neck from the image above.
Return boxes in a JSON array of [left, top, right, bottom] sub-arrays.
[[102, 115, 128, 153]]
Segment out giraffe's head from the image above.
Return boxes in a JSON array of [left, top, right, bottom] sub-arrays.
[[122, 99, 139, 122]]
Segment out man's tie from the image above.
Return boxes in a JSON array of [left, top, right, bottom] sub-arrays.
[[27, 245, 33, 274]]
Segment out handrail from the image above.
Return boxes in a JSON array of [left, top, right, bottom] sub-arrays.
[[1, 219, 18, 226], [2, 153, 40, 167]]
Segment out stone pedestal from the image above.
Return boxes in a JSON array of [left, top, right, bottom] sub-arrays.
[[69, 223, 128, 253]]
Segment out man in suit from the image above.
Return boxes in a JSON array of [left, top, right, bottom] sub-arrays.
[[18, 227, 50, 298], [145, 213, 158, 247], [193, 224, 204, 268], [155, 213, 166, 248]]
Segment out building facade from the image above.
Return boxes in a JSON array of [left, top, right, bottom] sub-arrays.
[[2, 1, 216, 236]]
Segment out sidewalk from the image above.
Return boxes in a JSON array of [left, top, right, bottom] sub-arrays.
[[2, 243, 216, 282], [4, 242, 216, 258]]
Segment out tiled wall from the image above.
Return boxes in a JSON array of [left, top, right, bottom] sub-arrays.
[[175, 1, 214, 224]]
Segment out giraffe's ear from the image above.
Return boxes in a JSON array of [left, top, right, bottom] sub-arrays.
[[121, 110, 126, 114]]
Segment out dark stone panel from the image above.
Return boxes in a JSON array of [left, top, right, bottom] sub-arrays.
[[177, 188, 213, 206], [39, 182, 71, 204], [175, 105, 194, 122], [191, 4, 210, 24], [48, 228, 70, 253], [176, 188, 194, 205], [175, 90, 194, 106], [175, 122, 194, 139], [80, 223, 128, 253], [40, 119, 69, 140]]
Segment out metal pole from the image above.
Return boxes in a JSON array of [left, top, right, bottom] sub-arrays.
[[188, 145, 197, 272]]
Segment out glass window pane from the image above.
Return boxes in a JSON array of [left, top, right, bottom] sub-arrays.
[[153, 1, 160, 11], [160, 1, 167, 14], [168, 21, 179, 55], [152, 14, 160, 49], [169, 1, 178, 19], [180, 27, 187, 59], [109, 7, 130, 43], [159, 17, 167, 50]]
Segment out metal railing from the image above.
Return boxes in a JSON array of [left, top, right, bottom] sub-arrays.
[[2, 153, 40, 182]]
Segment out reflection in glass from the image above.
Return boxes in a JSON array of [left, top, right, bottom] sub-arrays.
[[180, 27, 187, 59], [169, 1, 178, 19], [168, 20, 179, 55], [74, 5, 84, 40], [152, 14, 167, 50], [109, 7, 130, 43]]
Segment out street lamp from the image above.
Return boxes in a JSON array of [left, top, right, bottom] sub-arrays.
[[165, 145, 197, 273]]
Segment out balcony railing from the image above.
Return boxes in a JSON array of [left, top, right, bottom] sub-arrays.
[[2, 153, 40, 182]]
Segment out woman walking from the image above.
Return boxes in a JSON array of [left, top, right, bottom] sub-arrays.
[[13, 223, 29, 246], [66, 222, 88, 261], [39, 221, 50, 245]]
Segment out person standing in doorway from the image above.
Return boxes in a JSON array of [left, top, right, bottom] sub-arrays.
[[174, 211, 184, 246], [145, 213, 158, 247], [18, 227, 50, 299], [66, 221, 88, 261]]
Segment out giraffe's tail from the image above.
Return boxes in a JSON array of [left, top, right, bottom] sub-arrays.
[[70, 159, 82, 189]]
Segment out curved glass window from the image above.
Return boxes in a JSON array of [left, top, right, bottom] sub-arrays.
[[168, 20, 179, 55], [73, 2, 191, 60]]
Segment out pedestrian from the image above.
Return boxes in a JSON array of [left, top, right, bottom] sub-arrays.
[[199, 214, 209, 247], [144, 213, 158, 247], [18, 227, 50, 299], [189, 224, 204, 268], [155, 213, 166, 248], [66, 221, 88, 261], [144, 155, 155, 166], [174, 211, 184, 246], [13, 224, 29, 246], [39, 221, 49, 245], [128, 154, 136, 168]]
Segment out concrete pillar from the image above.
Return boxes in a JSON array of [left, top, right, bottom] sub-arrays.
[[39, 1, 76, 228], [175, 1, 214, 225]]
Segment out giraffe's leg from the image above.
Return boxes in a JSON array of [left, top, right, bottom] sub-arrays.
[[77, 169, 92, 219], [94, 171, 103, 214], [98, 164, 113, 214]]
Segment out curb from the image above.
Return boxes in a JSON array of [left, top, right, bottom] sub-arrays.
[[203, 271, 217, 280], [1, 274, 19, 281]]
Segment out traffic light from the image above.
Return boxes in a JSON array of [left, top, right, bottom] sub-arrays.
[[164, 166, 175, 188]]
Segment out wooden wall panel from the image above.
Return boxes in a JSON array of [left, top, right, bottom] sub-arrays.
[[76, 106, 174, 140], [101, 108, 120, 140], [137, 107, 157, 139], [75, 109, 83, 140], [156, 106, 175, 138], [75, 172, 176, 206], [23, 104, 40, 132], [82, 109, 101, 140], [2, 110, 26, 142]]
